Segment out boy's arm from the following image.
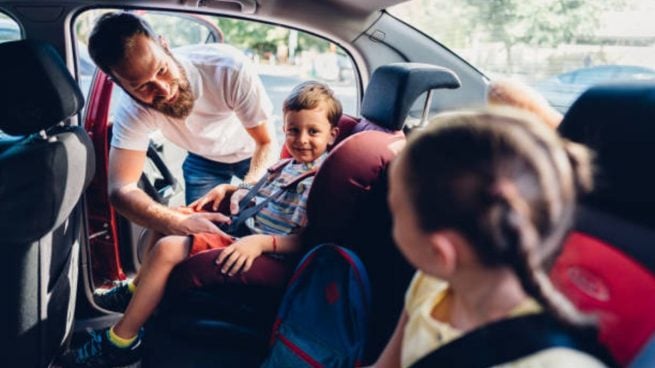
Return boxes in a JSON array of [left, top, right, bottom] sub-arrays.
[[216, 234, 301, 276]]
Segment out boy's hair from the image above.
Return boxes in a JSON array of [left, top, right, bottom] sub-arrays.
[[88, 12, 158, 74], [283, 81, 342, 127], [400, 107, 594, 327]]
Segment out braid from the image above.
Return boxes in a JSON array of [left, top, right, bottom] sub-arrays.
[[498, 180, 593, 327]]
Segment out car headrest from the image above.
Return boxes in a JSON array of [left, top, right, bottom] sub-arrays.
[[0, 39, 84, 136], [559, 83, 655, 229], [361, 63, 460, 131]]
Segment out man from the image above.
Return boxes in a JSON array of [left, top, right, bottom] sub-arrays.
[[88, 12, 277, 237]]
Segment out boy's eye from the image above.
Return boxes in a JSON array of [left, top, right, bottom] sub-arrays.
[[286, 128, 299, 134], [309, 128, 320, 135]]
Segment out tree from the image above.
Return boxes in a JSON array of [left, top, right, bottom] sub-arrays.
[[463, 0, 626, 66]]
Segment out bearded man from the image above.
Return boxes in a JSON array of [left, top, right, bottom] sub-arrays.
[[88, 12, 276, 236]]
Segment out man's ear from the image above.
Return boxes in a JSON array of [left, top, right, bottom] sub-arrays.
[[158, 35, 170, 51], [427, 231, 459, 277]]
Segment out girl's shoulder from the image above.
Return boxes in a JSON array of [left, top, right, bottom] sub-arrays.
[[405, 271, 448, 312]]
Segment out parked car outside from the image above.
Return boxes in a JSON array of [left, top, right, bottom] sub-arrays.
[[534, 65, 655, 112]]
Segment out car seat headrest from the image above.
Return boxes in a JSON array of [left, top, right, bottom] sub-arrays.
[[0, 40, 84, 136], [559, 83, 655, 229], [361, 63, 460, 131]]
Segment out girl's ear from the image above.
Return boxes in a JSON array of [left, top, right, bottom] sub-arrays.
[[329, 126, 340, 145], [427, 230, 460, 277]]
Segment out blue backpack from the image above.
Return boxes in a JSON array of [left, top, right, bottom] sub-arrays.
[[262, 244, 371, 368]]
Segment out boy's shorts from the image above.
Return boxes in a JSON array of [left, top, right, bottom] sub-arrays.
[[190, 232, 235, 256], [173, 206, 236, 255]]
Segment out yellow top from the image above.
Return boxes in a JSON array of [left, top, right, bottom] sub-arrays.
[[401, 271, 607, 368]]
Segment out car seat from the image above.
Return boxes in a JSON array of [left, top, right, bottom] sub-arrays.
[[302, 63, 461, 361], [146, 63, 460, 367], [551, 83, 655, 366], [0, 40, 95, 367]]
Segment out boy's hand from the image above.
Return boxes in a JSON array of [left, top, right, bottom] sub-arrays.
[[189, 184, 234, 212], [229, 188, 249, 215], [216, 235, 264, 276]]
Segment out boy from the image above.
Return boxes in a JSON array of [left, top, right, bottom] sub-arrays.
[[65, 81, 342, 367]]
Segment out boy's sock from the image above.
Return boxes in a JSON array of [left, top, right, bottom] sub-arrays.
[[107, 326, 138, 348], [127, 279, 136, 293]]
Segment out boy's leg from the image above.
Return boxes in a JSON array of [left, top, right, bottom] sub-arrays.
[[113, 235, 192, 339], [167, 247, 293, 293]]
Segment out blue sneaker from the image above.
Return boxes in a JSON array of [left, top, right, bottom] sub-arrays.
[[62, 328, 143, 368], [94, 280, 133, 313]]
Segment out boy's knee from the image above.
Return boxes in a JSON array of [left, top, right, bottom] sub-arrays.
[[152, 236, 189, 264]]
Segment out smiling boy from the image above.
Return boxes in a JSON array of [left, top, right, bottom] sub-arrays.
[[66, 81, 341, 368]]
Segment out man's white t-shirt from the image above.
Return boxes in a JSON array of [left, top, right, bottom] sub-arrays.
[[111, 43, 273, 164]]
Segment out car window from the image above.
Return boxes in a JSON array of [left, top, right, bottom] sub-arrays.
[[74, 9, 359, 185], [0, 12, 21, 137], [389, 0, 655, 113]]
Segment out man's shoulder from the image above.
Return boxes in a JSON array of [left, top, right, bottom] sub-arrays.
[[174, 43, 248, 70]]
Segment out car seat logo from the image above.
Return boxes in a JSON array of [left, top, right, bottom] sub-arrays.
[[567, 266, 610, 302]]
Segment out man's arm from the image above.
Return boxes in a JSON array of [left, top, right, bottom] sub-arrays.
[[108, 147, 229, 236], [242, 121, 276, 184]]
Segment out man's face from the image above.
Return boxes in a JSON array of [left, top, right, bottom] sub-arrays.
[[111, 34, 194, 119]]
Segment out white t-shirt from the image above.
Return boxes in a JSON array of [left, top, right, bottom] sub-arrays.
[[111, 43, 273, 163]]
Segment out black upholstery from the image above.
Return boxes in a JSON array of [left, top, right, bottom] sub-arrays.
[[559, 83, 655, 230], [0, 39, 94, 367], [360, 63, 460, 131], [0, 40, 84, 136]]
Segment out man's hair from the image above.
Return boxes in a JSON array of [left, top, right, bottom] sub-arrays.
[[88, 12, 158, 74], [283, 81, 342, 127]]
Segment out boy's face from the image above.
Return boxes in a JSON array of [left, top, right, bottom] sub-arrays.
[[283, 103, 338, 163]]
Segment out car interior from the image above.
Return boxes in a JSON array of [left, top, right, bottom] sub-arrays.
[[0, 0, 654, 367]]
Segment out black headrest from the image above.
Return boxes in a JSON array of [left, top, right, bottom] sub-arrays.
[[0, 40, 84, 136], [559, 83, 655, 229], [361, 63, 460, 131]]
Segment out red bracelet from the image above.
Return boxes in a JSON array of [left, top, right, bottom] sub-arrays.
[[271, 235, 277, 253]]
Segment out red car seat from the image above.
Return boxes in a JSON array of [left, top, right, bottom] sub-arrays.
[[302, 63, 461, 361], [150, 63, 460, 367], [551, 83, 655, 366]]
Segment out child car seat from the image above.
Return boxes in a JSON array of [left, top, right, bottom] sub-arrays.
[[302, 63, 460, 361], [551, 83, 655, 366], [147, 63, 460, 367], [0, 40, 95, 367]]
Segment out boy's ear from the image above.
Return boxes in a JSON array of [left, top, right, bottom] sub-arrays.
[[329, 126, 340, 145], [427, 230, 459, 277]]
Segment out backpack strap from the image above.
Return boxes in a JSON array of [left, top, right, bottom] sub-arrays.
[[228, 161, 318, 234], [410, 313, 613, 368]]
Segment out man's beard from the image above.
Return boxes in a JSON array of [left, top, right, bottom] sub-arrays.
[[151, 55, 195, 119]]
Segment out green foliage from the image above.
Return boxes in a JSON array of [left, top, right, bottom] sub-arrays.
[[217, 17, 331, 56]]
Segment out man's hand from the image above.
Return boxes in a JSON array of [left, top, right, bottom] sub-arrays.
[[215, 235, 265, 276], [229, 188, 249, 215], [175, 210, 232, 237], [189, 183, 236, 212]]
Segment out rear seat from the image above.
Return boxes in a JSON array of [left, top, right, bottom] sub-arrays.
[[551, 83, 655, 366], [148, 63, 460, 366]]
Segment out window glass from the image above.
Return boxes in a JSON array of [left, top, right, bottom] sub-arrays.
[[389, 0, 655, 113], [0, 12, 20, 44], [74, 9, 358, 184]]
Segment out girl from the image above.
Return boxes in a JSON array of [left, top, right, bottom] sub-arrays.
[[375, 108, 606, 367]]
